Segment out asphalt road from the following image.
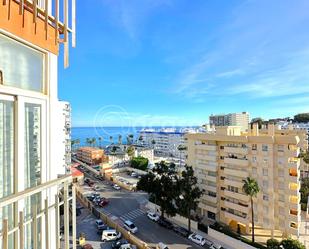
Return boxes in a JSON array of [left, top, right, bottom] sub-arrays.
[[78, 168, 209, 249]]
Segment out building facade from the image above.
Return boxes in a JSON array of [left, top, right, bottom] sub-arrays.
[[186, 124, 306, 238], [76, 147, 105, 165], [0, 0, 76, 248], [209, 112, 250, 131], [139, 128, 189, 161]]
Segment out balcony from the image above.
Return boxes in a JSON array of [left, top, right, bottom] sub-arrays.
[[207, 175, 217, 183], [205, 184, 217, 193], [224, 179, 244, 189], [199, 202, 218, 214], [0, 0, 75, 66], [0, 175, 76, 249], [224, 190, 249, 202], [224, 201, 249, 214], [224, 146, 248, 155], [224, 211, 248, 225], [224, 157, 249, 167], [196, 153, 217, 162], [224, 168, 248, 178], [205, 194, 218, 203], [195, 144, 217, 151]]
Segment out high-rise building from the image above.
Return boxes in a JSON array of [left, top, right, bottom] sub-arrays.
[[0, 1, 76, 248], [186, 124, 306, 238], [209, 112, 250, 131]]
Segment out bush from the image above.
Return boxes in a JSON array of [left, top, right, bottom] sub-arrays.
[[267, 238, 280, 249], [130, 156, 149, 171], [281, 238, 305, 249]]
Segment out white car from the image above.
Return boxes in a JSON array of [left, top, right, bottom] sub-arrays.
[[147, 211, 159, 222], [101, 229, 121, 242], [156, 242, 169, 249], [188, 233, 208, 246], [113, 184, 121, 190], [123, 220, 138, 234], [131, 172, 137, 177], [210, 244, 223, 249]]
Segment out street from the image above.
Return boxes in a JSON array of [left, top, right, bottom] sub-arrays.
[[77, 169, 207, 249]]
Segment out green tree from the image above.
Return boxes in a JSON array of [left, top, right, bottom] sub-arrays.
[[126, 146, 135, 159], [137, 161, 179, 218], [281, 237, 305, 249], [242, 177, 260, 243], [98, 136, 103, 148], [176, 165, 204, 233], [294, 113, 309, 123], [300, 177, 309, 211], [91, 137, 96, 147], [267, 238, 280, 249], [86, 138, 91, 147], [131, 156, 149, 171]]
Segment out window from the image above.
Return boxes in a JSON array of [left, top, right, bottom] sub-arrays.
[[279, 194, 285, 202], [252, 144, 257, 150], [252, 156, 257, 163], [263, 158, 268, 164], [278, 145, 284, 152], [278, 182, 285, 190], [279, 207, 285, 215], [263, 168, 268, 176], [278, 169, 284, 177], [252, 167, 257, 175], [262, 145, 268, 152], [263, 194, 269, 201], [0, 97, 15, 246], [263, 180, 269, 190], [0, 34, 44, 92]]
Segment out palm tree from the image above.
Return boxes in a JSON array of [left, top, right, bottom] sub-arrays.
[[118, 135, 122, 145], [151, 139, 156, 149], [98, 136, 103, 148], [76, 138, 80, 149], [91, 137, 97, 147], [86, 138, 91, 147], [242, 177, 260, 242], [109, 136, 113, 145]]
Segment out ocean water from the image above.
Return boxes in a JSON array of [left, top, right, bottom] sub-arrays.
[[71, 127, 144, 146]]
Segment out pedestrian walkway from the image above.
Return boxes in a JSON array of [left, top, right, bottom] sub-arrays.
[[120, 209, 145, 222]]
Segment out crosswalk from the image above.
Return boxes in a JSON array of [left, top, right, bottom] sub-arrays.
[[119, 209, 145, 222]]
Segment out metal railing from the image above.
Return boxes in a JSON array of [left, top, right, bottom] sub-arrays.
[[0, 175, 76, 249]]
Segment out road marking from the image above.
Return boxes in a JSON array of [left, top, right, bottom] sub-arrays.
[[120, 209, 145, 221]]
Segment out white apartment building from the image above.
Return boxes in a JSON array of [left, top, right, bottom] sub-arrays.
[[186, 124, 306, 238], [0, 1, 76, 249], [56, 101, 72, 175], [210, 112, 250, 131], [139, 128, 188, 161]]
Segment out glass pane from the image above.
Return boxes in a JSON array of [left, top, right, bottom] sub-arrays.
[[0, 99, 14, 233], [24, 103, 41, 188], [24, 103, 42, 249], [0, 34, 44, 92]]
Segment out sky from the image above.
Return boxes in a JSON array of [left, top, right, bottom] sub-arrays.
[[58, 0, 309, 127]]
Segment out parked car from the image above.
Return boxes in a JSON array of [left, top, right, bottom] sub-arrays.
[[210, 244, 223, 249], [157, 217, 173, 229], [156, 242, 169, 249], [82, 244, 93, 249], [111, 240, 128, 249], [98, 198, 109, 207], [113, 184, 121, 190], [147, 211, 159, 222], [173, 226, 190, 237], [123, 220, 138, 234], [131, 172, 137, 177], [188, 233, 210, 246], [95, 219, 106, 230], [101, 229, 121, 242]]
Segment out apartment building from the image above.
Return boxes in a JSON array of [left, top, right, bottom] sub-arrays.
[[138, 128, 200, 162], [209, 112, 250, 131], [0, 0, 76, 249], [56, 101, 71, 174], [186, 124, 306, 238], [77, 147, 105, 165]]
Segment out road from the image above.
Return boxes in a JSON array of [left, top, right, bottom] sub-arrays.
[[77, 167, 208, 249]]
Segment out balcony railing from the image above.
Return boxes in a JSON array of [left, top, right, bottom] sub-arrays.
[[0, 175, 76, 249], [2, 0, 76, 67]]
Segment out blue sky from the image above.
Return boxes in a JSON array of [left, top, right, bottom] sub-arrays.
[[58, 0, 309, 127]]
